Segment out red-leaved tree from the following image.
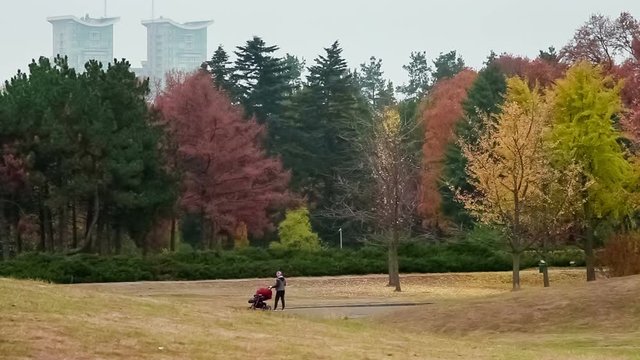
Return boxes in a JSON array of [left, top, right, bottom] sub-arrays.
[[560, 12, 640, 68], [155, 72, 290, 249], [418, 69, 476, 231], [494, 55, 566, 88], [613, 38, 640, 142]]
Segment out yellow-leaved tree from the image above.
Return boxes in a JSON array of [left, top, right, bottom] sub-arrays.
[[459, 76, 580, 290], [548, 62, 639, 281]]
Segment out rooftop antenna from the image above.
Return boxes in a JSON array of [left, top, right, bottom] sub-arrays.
[[103, 0, 107, 17], [152, 0, 155, 20]]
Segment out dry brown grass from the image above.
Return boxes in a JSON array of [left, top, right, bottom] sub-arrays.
[[382, 273, 640, 335], [1, 270, 639, 359]]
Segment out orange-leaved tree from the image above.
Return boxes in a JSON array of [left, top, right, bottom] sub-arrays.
[[419, 69, 476, 232]]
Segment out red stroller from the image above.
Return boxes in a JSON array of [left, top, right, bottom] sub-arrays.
[[248, 287, 272, 310]]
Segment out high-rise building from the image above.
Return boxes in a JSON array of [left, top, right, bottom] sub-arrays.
[[47, 15, 120, 71], [141, 17, 213, 82]]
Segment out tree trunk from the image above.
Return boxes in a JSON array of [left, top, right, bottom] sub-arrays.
[[213, 221, 222, 251], [96, 219, 104, 255], [8, 225, 15, 259], [81, 189, 100, 253], [84, 200, 93, 239], [199, 212, 207, 250], [170, 216, 176, 252], [58, 206, 67, 252], [0, 201, 8, 261], [542, 265, 550, 287], [387, 230, 401, 292], [71, 202, 78, 249], [512, 251, 521, 291], [15, 222, 22, 255], [38, 202, 46, 252], [114, 226, 122, 255], [585, 230, 596, 282], [45, 207, 54, 253]]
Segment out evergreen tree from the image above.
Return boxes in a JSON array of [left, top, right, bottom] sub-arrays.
[[232, 36, 294, 153], [432, 50, 466, 84], [0, 56, 176, 254], [358, 56, 396, 113], [280, 41, 368, 243], [397, 51, 431, 99], [203, 45, 235, 94], [283, 54, 305, 93]]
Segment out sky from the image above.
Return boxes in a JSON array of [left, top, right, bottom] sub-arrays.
[[1, 0, 639, 87]]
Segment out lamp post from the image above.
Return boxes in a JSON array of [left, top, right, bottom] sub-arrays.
[[338, 228, 343, 249]]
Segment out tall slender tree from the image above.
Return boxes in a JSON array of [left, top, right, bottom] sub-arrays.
[[397, 51, 431, 100], [280, 41, 366, 242], [360, 107, 419, 291], [419, 70, 477, 232], [358, 56, 395, 113]]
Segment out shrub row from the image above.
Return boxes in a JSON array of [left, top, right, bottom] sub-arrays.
[[0, 243, 585, 284]]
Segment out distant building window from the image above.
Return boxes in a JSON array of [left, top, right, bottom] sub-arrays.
[[184, 34, 194, 50], [90, 31, 101, 41]]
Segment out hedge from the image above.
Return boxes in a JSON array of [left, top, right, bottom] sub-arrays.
[[0, 243, 585, 284]]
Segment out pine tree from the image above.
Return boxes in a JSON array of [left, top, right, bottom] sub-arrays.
[[280, 41, 365, 242], [0, 56, 176, 254], [203, 45, 235, 94], [432, 50, 466, 84], [397, 51, 431, 99], [232, 36, 295, 153], [358, 56, 396, 113]]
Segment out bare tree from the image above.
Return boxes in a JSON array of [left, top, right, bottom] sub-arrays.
[[328, 107, 420, 292], [560, 12, 640, 67]]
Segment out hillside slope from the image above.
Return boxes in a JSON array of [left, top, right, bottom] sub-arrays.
[[383, 274, 640, 335]]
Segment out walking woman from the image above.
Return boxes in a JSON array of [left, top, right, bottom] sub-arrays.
[[269, 271, 287, 311]]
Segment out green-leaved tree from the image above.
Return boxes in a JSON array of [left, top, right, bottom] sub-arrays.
[[273, 207, 322, 251], [549, 61, 639, 281]]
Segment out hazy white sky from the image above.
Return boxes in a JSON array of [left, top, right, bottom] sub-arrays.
[[1, 0, 639, 87]]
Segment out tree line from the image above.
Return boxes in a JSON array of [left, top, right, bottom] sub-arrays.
[[0, 12, 639, 291]]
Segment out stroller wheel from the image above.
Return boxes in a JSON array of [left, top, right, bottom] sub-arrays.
[[264, 305, 272, 311]]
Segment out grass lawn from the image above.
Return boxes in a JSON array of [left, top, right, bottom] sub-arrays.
[[1, 269, 639, 359]]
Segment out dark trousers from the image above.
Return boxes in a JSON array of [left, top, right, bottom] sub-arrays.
[[274, 290, 285, 310]]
